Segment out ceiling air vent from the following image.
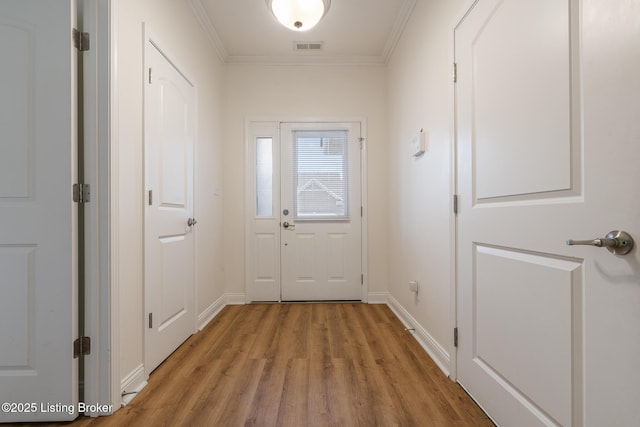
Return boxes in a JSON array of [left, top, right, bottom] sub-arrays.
[[294, 41, 324, 52]]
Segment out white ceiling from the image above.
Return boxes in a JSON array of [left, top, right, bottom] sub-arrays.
[[188, 0, 416, 64]]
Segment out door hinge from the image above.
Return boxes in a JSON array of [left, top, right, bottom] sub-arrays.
[[148, 68, 152, 84], [361, 273, 364, 285], [148, 190, 153, 206], [453, 194, 459, 215], [453, 62, 457, 83], [361, 206, 363, 217], [73, 336, 91, 358], [73, 184, 91, 204], [148, 313, 153, 329], [358, 137, 364, 149], [454, 327, 458, 347], [73, 28, 90, 52]]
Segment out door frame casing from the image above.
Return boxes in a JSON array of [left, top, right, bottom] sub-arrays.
[[244, 117, 369, 303], [79, 0, 117, 415], [448, 0, 479, 384], [107, 0, 119, 411]]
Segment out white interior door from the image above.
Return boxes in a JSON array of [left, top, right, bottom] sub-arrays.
[[0, 0, 79, 422], [144, 36, 196, 373], [455, 0, 640, 425], [280, 122, 362, 301]]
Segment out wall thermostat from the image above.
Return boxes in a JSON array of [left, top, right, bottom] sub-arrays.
[[411, 128, 426, 157]]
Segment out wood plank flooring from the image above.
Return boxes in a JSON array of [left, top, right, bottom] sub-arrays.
[[15, 303, 493, 427]]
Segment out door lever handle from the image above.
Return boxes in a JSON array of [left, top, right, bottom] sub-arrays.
[[187, 218, 197, 227], [282, 221, 295, 230], [566, 230, 633, 255]]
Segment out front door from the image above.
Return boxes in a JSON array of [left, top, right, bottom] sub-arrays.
[[455, 0, 640, 425], [144, 36, 196, 373], [280, 122, 362, 301], [0, 0, 79, 422], [246, 122, 363, 302]]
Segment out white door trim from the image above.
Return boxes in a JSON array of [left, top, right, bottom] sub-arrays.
[[449, 0, 490, 384], [107, 0, 120, 411], [244, 117, 369, 303], [79, 0, 116, 415], [75, 0, 120, 414]]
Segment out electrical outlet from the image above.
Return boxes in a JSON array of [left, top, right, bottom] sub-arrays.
[[409, 280, 419, 294]]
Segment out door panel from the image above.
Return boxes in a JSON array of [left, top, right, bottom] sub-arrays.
[[144, 37, 195, 373], [473, 245, 580, 427], [0, 0, 78, 422], [472, 0, 573, 200], [327, 233, 346, 279], [0, 22, 31, 198], [294, 233, 316, 280], [456, 0, 640, 425], [255, 233, 277, 281], [159, 235, 188, 326], [0, 246, 36, 368]]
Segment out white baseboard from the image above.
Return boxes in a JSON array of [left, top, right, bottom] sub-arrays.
[[225, 293, 245, 305], [120, 364, 147, 407], [367, 292, 389, 304], [386, 294, 450, 376], [198, 294, 227, 331]]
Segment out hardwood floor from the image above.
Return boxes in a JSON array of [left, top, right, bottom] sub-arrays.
[[17, 303, 493, 426]]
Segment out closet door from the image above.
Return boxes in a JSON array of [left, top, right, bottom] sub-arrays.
[[0, 0, 79, 421]]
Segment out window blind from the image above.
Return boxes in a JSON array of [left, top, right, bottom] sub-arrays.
[[293, 130, 349, 220]]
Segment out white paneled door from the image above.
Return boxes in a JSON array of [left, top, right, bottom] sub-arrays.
[[455, 0, 640, 425], [246, 122, 363, 302], [0, 0, 79, 422], [144, 36, 196, 373], [280, 123, 362, 301]]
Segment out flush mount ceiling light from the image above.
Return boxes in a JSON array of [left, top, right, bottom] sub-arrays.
[[267, 0, 331, 32]]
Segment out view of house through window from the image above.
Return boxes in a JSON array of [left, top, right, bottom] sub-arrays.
[[293, 130, 349, 219]]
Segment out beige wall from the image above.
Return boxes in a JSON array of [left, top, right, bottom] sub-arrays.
[[116, 0, 225, 385], [222, 64, 390, 298], [386, 0, 466, 366]]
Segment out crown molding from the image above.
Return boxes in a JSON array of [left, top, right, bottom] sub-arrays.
[[225, 54, 387, 66], [382, 0, 416, 64], [189, 0, 414, 66], [188, 0, 228, 62]]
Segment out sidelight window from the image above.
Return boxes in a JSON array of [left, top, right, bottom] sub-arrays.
[[256, 137, 273, 217]]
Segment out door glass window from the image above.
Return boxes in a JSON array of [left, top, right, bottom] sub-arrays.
[[293, 130, 349, 220], [256, 137, 273, 217]]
